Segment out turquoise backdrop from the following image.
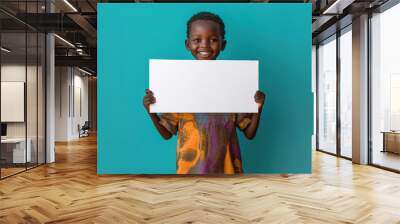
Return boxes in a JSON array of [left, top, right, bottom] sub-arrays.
[[98, 3, 312, 174]]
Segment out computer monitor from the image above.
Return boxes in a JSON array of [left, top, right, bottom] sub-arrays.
[[1, 123, 7, 137]]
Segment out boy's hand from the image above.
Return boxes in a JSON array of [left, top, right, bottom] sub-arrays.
[[254, 90, 266, 109], [143, 89, 156, 113]]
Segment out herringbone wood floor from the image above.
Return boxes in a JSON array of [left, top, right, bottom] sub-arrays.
[[1, 134, 400, 224]]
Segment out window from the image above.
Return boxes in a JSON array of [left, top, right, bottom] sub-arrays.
[[339, 27, 352, 158], [371, 2, 400, 171], [317, 35, 337, 154]]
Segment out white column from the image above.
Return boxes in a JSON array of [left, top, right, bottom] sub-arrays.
[[46, 1, 55, 163], [46, 33, 55, 163], [352, 14, 369, 164], [55, 67, 73, 141]]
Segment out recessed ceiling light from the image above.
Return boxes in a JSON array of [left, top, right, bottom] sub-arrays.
[[63, 0, 78, 12], [78, 67, 93, 76], [54, 34, 75, 48], [1, 47, 11, 53], [322, 0, 353, 15]]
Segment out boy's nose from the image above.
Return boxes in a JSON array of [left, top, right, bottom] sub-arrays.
[[200, 39, 210, 47]]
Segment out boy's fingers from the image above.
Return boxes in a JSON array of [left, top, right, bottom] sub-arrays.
[[255, 93, 265, 99], [145, 97, 153, 103], [144, 94, 155, 100], [255, 96, 264, 102], [256, 90, 265, 96], [144, 97, 156, 105], [145, 89, 154, 95]]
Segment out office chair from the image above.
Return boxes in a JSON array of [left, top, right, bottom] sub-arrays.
[[79, 121, 90, 138]]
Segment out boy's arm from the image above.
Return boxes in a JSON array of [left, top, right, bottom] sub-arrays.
[[242, 90, 265, 139], [242, 108, 262, 139], [148, 113, 174, 139], [143, 89, 174, 139]]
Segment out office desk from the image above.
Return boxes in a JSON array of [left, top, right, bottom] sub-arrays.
[[382, 131, 400, 154], [1, 138, 31, 163]]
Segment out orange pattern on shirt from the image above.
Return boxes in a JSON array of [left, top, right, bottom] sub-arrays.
[[159, 113, 250, 174]]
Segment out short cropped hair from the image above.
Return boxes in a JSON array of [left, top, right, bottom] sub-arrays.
[[186, 12, 225, 39]]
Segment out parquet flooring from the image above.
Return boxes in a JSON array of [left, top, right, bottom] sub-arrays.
[[1, 134, 400, 223], [1, 167, 26, 178]]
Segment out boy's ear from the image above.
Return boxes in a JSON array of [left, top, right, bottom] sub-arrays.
[[221, 40, 227, 51], [185, 39, 191, 51]]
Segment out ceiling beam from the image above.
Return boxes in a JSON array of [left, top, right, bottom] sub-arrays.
[[55, 55, 96, 72], [67, 13, 97, 46], [322, 0, 356, 14]]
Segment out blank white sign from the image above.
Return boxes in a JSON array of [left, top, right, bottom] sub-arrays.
[[1, 82, 25, 122], [149, 59, 259, 113]]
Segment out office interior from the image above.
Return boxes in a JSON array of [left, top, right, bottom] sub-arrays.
[[313, 0, 400, 172], [0, 0, 399, 222], [0, 0, 97, 179]]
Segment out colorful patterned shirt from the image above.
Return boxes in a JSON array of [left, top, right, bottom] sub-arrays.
[[159, 113, 251, 174]]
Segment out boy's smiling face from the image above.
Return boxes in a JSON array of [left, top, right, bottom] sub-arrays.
[[186, 20, 226, 60]]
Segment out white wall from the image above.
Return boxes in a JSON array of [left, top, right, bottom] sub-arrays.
[[1, 63, 46, 164], [1, 65, 28, 142], [70, 72, 89, 139], [55, 67, 89, 141], [1, 65, 40, 137], [55, 66, 70, 141]]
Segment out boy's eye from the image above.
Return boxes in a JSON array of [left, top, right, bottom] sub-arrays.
[[191, 38, 200, 43], [210, 38, 218, 43]]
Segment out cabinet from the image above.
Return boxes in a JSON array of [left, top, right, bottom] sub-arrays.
[[0, 138, 32, 165], [382, 131, 400, 154]]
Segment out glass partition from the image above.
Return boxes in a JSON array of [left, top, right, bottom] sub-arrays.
[[317, 35, 337, 154], [0, 1, 46, 179], [371, 3, 400, 171], [1, 31, 28, 177], [339, 27, 352, 158]]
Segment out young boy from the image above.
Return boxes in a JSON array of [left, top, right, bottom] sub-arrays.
[[143, 12, 265, 174]]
